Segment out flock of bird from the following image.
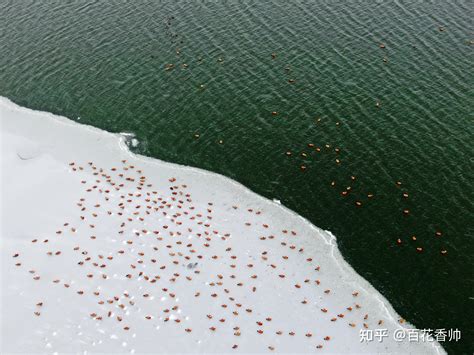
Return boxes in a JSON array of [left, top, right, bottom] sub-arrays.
[[11, 158, 396, 352], [182, 42, 448, 258], [286, 136, 447, 256]]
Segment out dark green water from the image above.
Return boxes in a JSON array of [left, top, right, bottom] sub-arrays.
[[1, 1, 473, 353]]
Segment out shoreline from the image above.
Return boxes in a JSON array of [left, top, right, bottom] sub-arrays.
[[0, 96, 444, 353]]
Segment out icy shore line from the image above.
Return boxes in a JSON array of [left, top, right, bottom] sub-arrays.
[[0, 97, 444, 354]]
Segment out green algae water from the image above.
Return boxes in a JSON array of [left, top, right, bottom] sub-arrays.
[[0, 1, 472, 353]]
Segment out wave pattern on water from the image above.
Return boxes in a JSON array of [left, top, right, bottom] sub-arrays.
[[0, 1, 473, 353]]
